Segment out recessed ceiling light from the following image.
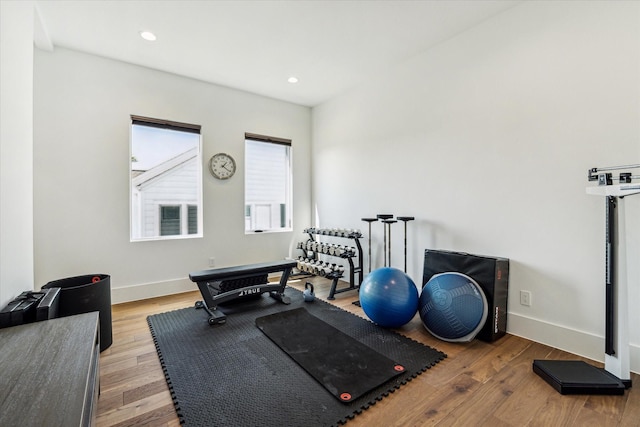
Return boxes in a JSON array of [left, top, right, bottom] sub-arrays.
[[288, 76, 299, 84], [140, 31, 157, 41]]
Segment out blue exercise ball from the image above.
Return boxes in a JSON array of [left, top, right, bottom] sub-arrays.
[[360, 267, 419, 328], [419, 272, 488, 342]]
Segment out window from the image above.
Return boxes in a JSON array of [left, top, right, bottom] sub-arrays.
[[160, 205, 181, 236], [130, 116, 203, 241], [158, 204, 198, 236], [188, 205, 198, 234], [244, 133, 292, 233]]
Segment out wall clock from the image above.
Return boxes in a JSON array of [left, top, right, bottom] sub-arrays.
[[208, 153, 236, 180]]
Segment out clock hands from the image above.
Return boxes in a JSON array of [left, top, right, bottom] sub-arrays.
[[222, 162, 233, 171]]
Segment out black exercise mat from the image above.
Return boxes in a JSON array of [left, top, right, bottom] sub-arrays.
[[256, 307, 405, 403], [147, 287, 446, 426]]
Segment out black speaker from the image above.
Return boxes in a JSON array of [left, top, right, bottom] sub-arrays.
[[423, 249, 509, 342]]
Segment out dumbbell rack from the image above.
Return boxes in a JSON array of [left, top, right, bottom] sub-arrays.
[[298, 228, 364, 300]]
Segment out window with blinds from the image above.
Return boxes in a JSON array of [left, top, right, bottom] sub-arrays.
[[244, 133, 292, 233]]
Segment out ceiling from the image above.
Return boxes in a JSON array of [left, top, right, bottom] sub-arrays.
[[34, 1, 519, 107]]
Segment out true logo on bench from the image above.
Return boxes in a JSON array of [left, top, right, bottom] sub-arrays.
[[238, 288, 260, 297]]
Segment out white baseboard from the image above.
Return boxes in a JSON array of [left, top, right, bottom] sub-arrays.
[[110, 282, 639, 375], [111, 278, 198, 305], [508, 312, 639, 375]]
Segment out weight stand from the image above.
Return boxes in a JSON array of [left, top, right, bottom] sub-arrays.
[[361, 218, 378, 273], [382, 219, 397, 267], [397, 216, 415, 273], [376, 214, 393, 267], [299, 228, 364, 300]]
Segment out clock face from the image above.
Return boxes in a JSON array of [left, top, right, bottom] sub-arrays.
[[209, 153, 236, 180]]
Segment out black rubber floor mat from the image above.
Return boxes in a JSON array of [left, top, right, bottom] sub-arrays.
[[256, 307, 405, 403], [147, 287, 446, 426]]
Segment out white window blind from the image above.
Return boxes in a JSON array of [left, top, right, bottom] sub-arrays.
[[244, 134, 292, 232]]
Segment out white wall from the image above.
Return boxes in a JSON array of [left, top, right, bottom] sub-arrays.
[[33, 48, 311, 303], [0, 1, 35, 308], [312, 1, 640, 372]]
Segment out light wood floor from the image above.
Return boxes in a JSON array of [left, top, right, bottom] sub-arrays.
[[96, 276, 639, 426]]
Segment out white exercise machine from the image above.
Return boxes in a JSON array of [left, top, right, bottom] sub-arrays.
[[534, 163, 639, 394]]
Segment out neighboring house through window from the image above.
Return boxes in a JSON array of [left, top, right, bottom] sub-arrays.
[[130, 116, 203, 241]]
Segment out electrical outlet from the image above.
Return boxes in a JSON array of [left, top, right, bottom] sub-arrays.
[[208, 257, 215, 267], [520, 290, 532, 307]]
